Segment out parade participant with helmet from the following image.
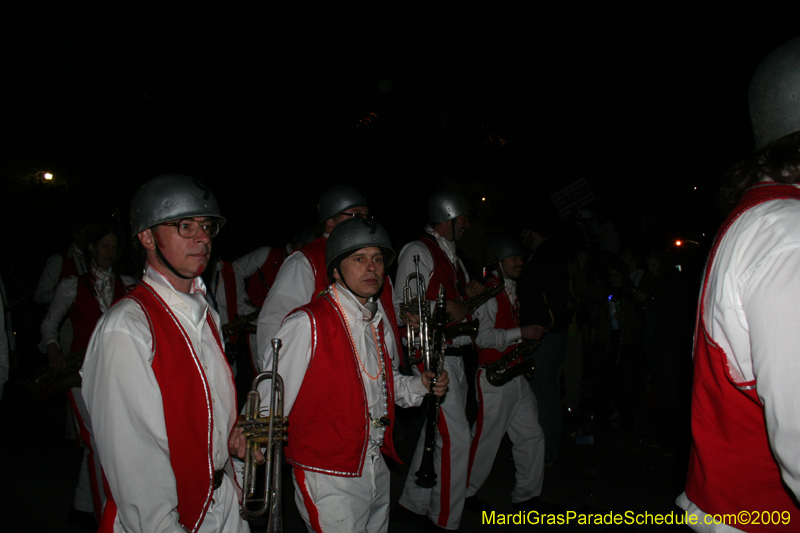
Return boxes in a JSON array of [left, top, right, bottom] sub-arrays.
[[464, 236, 548, 513], [82, 174, 252, 533], [39, 223, 136, 526], [394, 187, 484, 532], [261, 218, 449, 533], [255, 184, 373, 368], [676, 37, 800, 529]]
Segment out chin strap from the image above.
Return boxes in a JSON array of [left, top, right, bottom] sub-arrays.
[[155, 244, 194, 280], [337, 275, 377, 318]]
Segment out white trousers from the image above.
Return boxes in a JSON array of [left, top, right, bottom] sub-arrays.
[[398, 356, 470, 530], [466, 370, 545, 502], [293, 448, 390, 533]]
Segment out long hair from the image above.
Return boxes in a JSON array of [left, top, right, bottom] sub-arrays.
[[82, 223, 122, 270], [719, 131, 800, 212]]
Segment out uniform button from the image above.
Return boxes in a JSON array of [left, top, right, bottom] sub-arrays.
[[212, 398, 216, 404], [204, 365, 209, 370]]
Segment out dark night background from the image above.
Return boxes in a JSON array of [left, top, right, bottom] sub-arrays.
[[3, 3, 800, 294]]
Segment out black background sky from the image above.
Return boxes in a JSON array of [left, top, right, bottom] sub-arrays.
[[3, 3, 800, 288]]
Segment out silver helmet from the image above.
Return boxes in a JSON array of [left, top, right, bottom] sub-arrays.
[[317, 184, 369, 223], [428, 187, 470, 224], [326, 218, 395, 271], [129, 174, 226, 237], [749, 36, 800, 149], [486, 235, 526, 265]]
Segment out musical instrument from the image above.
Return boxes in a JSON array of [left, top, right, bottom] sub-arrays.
[[484, 340, 539, 386], [401, 270, 504, 327], [483, 293, 556, 387], [26, 350, 86, 399], [415, 284, 447, 488], [222, 311, 260, 337], [237, 338, 287, 531]]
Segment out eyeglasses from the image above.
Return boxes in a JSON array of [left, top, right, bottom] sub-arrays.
[[339, 212, 373, 220], [161, 219, 220, 239]]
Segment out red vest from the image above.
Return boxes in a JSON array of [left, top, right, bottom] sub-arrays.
[[59, 247, 79, 283], [477, 274, 519, 366], [69, 273, 127, 353], [299, 236, 330, 299], [419, 234, 466, 302], [100, 281, 235, 533], [685, 183, 800, 530], [246, 247, 287, 309], [285, 291, 401, 476]]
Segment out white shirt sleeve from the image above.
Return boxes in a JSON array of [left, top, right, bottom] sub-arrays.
[[233, 247, 271, 279], [741, 247, 800, 499], [474, 296, 522, 352], [260, 310, 313, 415], [256, 252, 315, 370], [34, 254, 64, 305], [82, 301, 186, 533], [39, 277, 78, 352]]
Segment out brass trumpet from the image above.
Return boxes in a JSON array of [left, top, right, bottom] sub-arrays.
[[237, 338, 287, 531]]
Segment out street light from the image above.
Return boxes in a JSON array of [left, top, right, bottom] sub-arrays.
[[33, 171, 54, 183]]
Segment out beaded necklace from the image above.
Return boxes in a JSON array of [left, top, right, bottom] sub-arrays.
[[331, 285, 391, 429]]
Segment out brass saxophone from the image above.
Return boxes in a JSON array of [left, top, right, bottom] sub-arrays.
[[26, 350, 86, 399], [222, 311, 260, 337], [483, 293, 555, 387], [484, 340, 539, 386]]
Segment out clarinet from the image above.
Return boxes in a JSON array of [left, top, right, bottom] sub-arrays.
[[415, 284, 447, 488]]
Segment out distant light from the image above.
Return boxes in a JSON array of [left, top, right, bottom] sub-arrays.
[[675, 240, 682, 246], [694, 186, 697, 190], [44, 172, 53, 180], [481, 197, 486, 202], [676, 265, 682, 272]]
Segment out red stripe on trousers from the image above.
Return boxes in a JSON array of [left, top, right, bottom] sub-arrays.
[[437, 408, 452, 528], [68, 390, 103, 519], [466, 369, 485, 486], [295, 468, 324, 532]]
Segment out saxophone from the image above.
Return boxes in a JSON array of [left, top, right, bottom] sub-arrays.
[[26, 350, 86, 399], [484, 340, 539, 386], [484, 293, 555, 387], [222, 311, 260, 337]]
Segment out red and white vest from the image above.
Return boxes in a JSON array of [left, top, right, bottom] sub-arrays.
[[69, 273, 127, 353], [246, 247, 287, 309], [477, 273, 519, 367], [99, 281, 236, 533], [285, 291, 401, 476], [685, 183, 800, 531]]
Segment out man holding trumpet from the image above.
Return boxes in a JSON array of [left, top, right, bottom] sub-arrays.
[[260, 218, 448, 533], [83, 174, 253, 533]]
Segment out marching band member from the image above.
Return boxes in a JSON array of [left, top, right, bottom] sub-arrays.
[[233, 227, 316, 374], [39, 223, 136, 525], [677, 36, 800, 529], [82, 175, 251, 533], [262, 218, 448, 533], [394, 187, 483, 532], [465, 236, 547, 512], [255, 184, 371, 369]]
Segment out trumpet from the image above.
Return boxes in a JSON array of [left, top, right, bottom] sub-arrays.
[[237, 338, 287, 531], [403, 255, 432, 366]]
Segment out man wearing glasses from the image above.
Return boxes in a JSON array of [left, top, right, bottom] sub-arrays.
[[82, 174, 252, 533], [255, 184, 375, 368]]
